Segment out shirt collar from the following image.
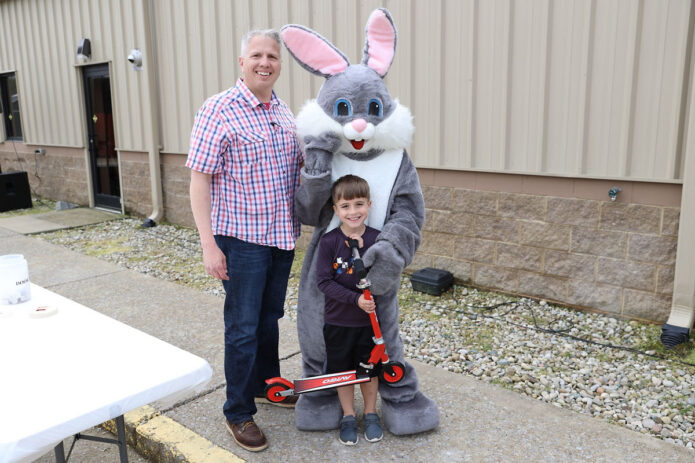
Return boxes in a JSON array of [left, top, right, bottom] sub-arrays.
[[236, 78, 278, 109]]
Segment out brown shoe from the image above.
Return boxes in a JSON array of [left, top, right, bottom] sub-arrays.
[[226, 419, 268, 452], [255, 393, 298, 408]]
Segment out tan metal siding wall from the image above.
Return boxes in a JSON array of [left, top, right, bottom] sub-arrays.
[[154, 0, 692, 182], [0, 0, 153, 151], [154, 0, 328, 154], [1, 0, 691, 182], [94, 0, 151, 153], [413, 0, 690, 181], [0, 0, 85, 146]]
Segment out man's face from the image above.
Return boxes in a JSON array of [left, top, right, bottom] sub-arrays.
[[238, 35, 281, 100]]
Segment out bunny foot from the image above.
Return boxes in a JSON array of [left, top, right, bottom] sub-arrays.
[[294, 392, 343, 430], [381, 391, 439, 435]]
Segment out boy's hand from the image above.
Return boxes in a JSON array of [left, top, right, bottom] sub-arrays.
[[357, 294, 375, 313], [345, 234, 364, 249]]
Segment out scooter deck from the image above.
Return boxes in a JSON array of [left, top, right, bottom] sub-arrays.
[[294, 370, 371, 394]]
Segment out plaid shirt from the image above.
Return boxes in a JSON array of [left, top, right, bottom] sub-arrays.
[[186, 79, 303, 250]]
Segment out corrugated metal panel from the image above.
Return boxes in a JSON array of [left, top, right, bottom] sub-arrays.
[[152, 0, 691, 181], [1, 0, 692, 181], [0, 0, 154, 151]]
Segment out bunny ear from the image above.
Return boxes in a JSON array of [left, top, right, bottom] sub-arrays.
[[361, 8, 397, 77], [281, 24, 350, 78]]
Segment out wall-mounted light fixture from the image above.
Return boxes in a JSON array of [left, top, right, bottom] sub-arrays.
[[76, 38, 91, 63], [608, 186, 622, 202], [127, 49, 143, 71]]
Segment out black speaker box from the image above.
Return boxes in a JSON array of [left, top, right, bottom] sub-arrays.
[[0, 171, 33, 212], [410, 267, 454, 296]]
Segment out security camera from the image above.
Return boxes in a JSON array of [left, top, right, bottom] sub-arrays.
[[127, 49, 143, 70]]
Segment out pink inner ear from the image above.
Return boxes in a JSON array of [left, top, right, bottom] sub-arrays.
[[282, 28, 348, 76], [365, 11, 395, 76]]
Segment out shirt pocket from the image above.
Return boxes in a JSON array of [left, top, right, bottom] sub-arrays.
[[269, 124, 301, 169], [235, 130, 270, 164]]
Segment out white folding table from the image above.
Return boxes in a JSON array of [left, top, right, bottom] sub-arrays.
[[0, 284, 213, 463]]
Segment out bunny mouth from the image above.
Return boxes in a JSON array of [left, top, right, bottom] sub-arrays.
[[350, 139, 365, 150]]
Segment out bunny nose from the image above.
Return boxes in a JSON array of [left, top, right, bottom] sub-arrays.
[[351, 119, 368, 133]]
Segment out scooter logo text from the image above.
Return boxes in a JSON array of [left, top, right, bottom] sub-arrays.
[[322, 375, 352, 385]]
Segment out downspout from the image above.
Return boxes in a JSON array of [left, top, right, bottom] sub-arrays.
[[141, 0, 163, 228], [661, 137, 695, 346], [661, 5, 695, 347]]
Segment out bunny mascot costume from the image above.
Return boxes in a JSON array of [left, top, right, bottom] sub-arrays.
[[281, 8, 439, 435]]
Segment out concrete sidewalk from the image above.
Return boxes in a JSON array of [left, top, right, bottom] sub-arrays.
[[1, 211, 693, 463]]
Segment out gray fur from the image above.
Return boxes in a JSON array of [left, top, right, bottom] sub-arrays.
[[285, 8, 440, 435], [316, 66, 396, 125], [294, 154, 440, 434], [339, 148, 384, 161], [302, 133, 342, 175]]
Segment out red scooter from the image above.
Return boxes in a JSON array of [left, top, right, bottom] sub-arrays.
[[263, 238, 405, 403]]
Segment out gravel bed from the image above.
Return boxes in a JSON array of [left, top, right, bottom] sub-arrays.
[[36, 217, 695, 449]]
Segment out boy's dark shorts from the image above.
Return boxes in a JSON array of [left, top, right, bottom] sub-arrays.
[[323, 323, 378, 378]]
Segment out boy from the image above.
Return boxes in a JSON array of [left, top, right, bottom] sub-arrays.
[[315, 174, 384, 445]]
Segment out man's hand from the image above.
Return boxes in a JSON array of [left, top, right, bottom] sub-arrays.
[[357, 293, 375, 313], [202, 243, 229, 280], [190, 170, 228, 280]]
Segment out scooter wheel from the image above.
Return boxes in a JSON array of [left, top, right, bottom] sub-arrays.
[[264, 382, 292, 403], [380, 362, 405, 383]]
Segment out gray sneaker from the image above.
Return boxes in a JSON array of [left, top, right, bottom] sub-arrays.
[[364, 413, 383, 442], [339, 415, 358, 445]]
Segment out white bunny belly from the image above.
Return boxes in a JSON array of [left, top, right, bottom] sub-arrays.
[[327, 149, 404, 232]]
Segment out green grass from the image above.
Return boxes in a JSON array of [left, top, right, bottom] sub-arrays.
[[82, 237, 131, 256], [634, 324, 695, 366], [0, 197, 56, 217]]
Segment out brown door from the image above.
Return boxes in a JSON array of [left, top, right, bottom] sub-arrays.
[[83, 64, 120, 210]]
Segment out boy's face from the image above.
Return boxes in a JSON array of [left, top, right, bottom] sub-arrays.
[[333, 196, 371, 233]]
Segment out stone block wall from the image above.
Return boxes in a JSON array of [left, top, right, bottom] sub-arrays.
[[414, 185, 680, 322], [161, 153, 195, 227], [119, 151, 195, 226], [0, 142, 89, 205], [119, 151, 152, 217]]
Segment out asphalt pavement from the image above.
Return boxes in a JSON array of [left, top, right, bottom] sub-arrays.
[[1, 209, 693, 463]]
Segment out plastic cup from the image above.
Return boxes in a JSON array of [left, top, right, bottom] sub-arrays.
[[0, 254, 31, 304]]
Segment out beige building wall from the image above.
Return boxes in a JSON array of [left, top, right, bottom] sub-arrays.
[[1, 0, 694, 323], [152, 0, 692, 182], [0, 0, 691, 182], [0, 0, 158, 152]]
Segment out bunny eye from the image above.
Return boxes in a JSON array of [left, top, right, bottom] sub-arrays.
[[334, 99, 352, 117], [368, 99, 383, 117]]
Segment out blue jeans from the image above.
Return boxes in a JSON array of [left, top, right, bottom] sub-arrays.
[[214, 235, 294, 424]]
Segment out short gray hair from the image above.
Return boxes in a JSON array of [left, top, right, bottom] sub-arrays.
[[240, 29, 282, 58]]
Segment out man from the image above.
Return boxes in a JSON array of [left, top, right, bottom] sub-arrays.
[[186, 29, 302, 452]]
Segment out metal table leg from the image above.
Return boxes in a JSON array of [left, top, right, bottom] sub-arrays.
[[115, 415, 129, 463], [54, 441, 66, 463], [52, 415, 128, 463]]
